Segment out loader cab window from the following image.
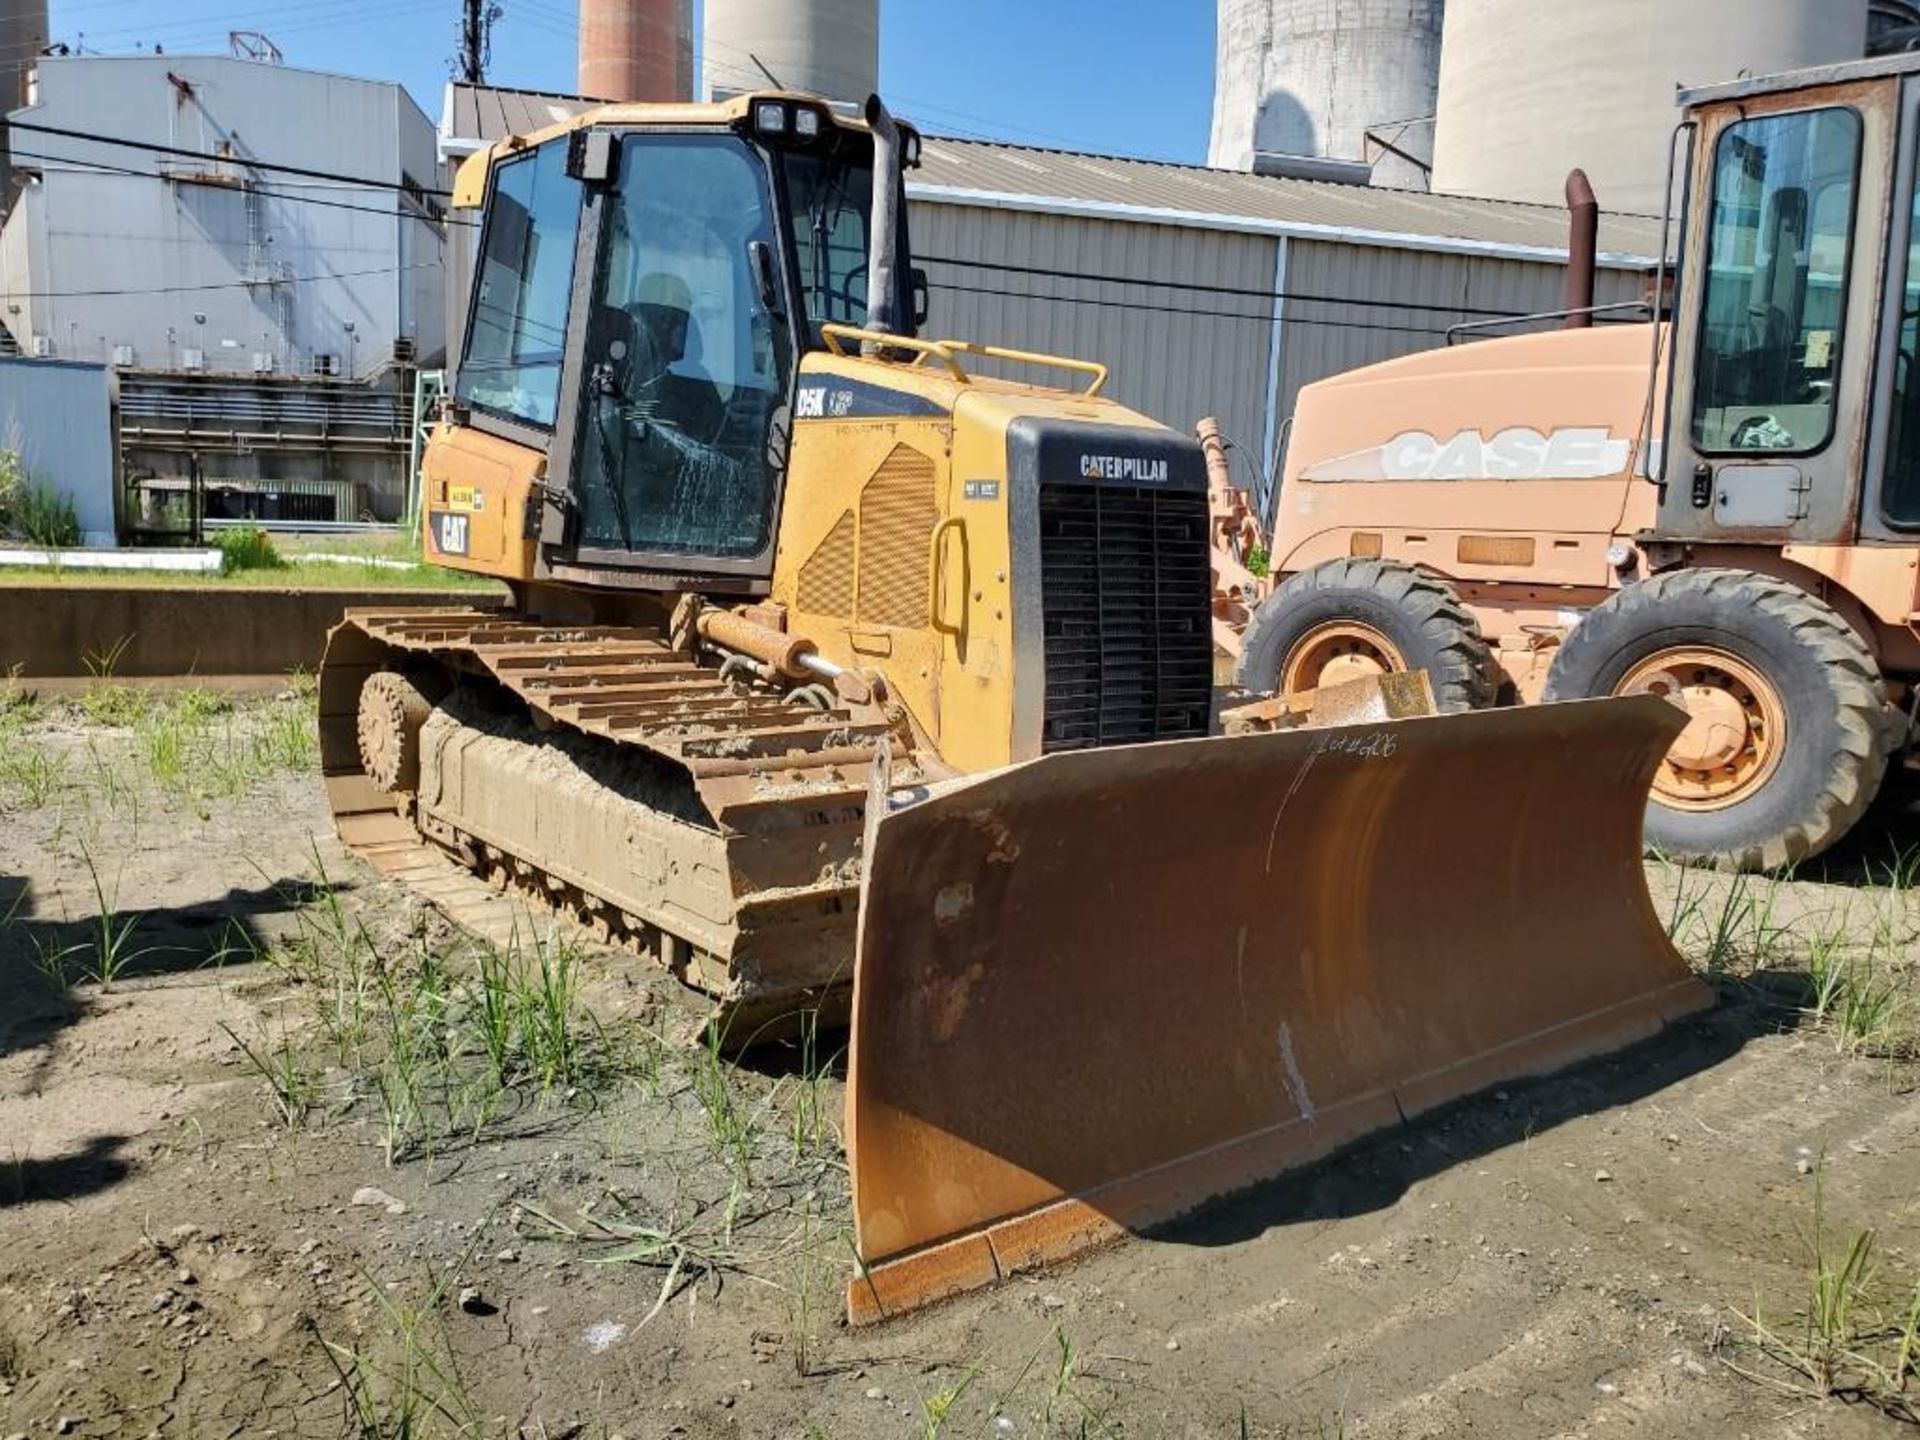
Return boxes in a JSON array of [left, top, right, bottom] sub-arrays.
[[1882, 136, 1920, 526], [458, 140, 583, 429], [573, 134, 793, 559], [1691, 107, 1862, 456], [780, 143, 877, 343]]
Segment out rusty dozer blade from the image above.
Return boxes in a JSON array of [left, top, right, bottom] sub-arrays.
[[844, 695, 1711, 1323]]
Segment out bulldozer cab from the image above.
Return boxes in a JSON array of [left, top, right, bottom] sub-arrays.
[[446, 95, 918, 586], [1658, 54, 1920, 548]]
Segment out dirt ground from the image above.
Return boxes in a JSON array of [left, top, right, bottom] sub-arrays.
[[3, 686, 1920, 1439]]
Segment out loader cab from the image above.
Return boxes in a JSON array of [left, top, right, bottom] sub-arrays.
[[449, 95, 918, 591], [1659, 55, 1920, 546]]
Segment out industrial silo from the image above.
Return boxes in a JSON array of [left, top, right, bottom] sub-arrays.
[[1431, 0, 1871, 211], [579, 0, 691, 101], [702, 0, 878, 104], [1208, 0, 1445, 189]]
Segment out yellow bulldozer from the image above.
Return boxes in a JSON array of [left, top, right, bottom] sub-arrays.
[[1253, 53, 1920, 874], [318, 92, 1706, 1321]]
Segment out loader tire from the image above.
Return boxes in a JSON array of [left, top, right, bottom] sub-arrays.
[[1542, 568, 1893, 872], [1236, 558, 1498, 712]]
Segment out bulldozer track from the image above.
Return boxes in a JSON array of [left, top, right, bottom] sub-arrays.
[[319, 607, 908, 1040]]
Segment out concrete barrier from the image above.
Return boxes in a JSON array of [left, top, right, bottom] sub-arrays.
[[0, 585, 505, 683]]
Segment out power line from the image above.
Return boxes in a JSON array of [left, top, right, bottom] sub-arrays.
[[7, 119, 457, 199], [919, 252, 1554, 321], [6, 146, 476, 229], [925, 276, 1467, 340], [1, 261, 439, 300]]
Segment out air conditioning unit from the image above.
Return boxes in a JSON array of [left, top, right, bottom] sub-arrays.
[[312, 353, 338, 377], [252, 351, 274, 374], [181, 347, 206, 371], [29, 335, 51, 357], [112, 344, 135, 366]]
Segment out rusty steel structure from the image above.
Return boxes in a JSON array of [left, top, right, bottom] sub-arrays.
[[845, 696, 1710, 1321]]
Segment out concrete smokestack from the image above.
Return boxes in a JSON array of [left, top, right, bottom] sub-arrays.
[[579, 0, 691, 102], [1210, 0, 1443, 189], [703, 0, 878, 103]]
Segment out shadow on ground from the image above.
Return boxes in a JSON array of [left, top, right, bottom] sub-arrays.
[[1153, 982, 1789, 1251], [0, 1134, 132, 1208], [0, 872, 339, 1064]]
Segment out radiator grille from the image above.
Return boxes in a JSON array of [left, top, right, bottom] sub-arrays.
[[797, 509, 856, 617], [856, 444, 939, 629], [1038, 484, 1213, 752]]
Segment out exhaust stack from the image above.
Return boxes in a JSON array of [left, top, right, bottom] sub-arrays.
[[862, 93, 904, 338], [1563, 167, 1599, 328]]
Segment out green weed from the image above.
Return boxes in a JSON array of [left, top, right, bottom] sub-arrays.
[[1730, 1163, 1920, 1418], [223, 1018, 319, 1128], [316, 1246, 485, 1439], [215, 526, 286, 573]]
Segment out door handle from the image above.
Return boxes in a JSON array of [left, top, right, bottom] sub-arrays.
[[929, 516, 968, 636]]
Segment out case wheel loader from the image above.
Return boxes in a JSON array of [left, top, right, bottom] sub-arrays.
[[317, 92, 1707, 1321], [1256, 55, 1920, 873]]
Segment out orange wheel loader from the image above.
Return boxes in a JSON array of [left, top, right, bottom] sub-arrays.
[[1255, 54, 1920, 873], [318, 93, 1707, 1321]]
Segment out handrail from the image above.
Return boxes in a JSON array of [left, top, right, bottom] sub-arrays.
[[1445, 301, 1653, 346], [815, 326, 1110, 396], [939, 341, 1108, 396], [818, 324, 970, 381]]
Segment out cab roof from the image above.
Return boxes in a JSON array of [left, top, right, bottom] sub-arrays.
[[453, 91, 894, 206], [1679, 49, 1920, 108]]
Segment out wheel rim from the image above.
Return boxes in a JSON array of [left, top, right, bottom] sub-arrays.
[[1281, 621, 1405, 694], [1616, 647, 1786, 811]]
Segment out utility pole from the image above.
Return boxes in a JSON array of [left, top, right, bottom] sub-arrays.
[[458, 0, 486, 84]]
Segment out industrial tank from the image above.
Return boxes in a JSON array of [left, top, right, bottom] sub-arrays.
[[1431, 0, 1871, 211], [0, 0, 47, 111], [1209, 0, 1445, 190], [702, 0, 878, 104], [579, 0, 691, 102]]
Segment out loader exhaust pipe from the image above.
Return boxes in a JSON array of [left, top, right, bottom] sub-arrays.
[[1563, 167, 1599, 329], [863, 94, 905, 339]]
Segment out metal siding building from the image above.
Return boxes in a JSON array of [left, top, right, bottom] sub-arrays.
[[2, 54, 446, 377], [909, 138, 1662, 494], [910, 202, 1279, 469], [0, 54, 448, 520], [0, 357, 116, 543]]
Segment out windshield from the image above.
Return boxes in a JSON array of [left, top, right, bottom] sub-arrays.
[[780, 139, 878, 345], [572, 134, 793, 560]]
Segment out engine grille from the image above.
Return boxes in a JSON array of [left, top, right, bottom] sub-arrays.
[[1038, 484, 1213, 752]]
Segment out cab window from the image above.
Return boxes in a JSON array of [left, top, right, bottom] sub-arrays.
[[573, 134, 793, 559], [781, 145, 875, 344], [457, 140, 584, 429], [1883, 135, 1920, 526], [1691, 107, 1861, 456]]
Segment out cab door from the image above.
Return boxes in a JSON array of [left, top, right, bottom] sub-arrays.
[[1862, 73, 1920, 544], [549, 131, 798, 582], [1659, 85, 1894, 544]]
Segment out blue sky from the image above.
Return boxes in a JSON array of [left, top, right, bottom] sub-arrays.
[[49, 0, 1217, 162]]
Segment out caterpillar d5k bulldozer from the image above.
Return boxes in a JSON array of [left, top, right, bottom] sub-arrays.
[[1253, 53, 1920, 873], [319, 93, 1709, 1321]]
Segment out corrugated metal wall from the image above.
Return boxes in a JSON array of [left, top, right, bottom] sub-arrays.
[[910, 200, 1647, 494], [1274, 239, 1646, 425], [910, 202, 1280, 473]]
